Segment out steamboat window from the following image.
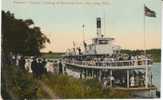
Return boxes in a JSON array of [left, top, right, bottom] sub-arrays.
[[99, 40, 108, 44]]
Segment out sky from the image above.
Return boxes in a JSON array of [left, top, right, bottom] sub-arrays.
[[2, 0, 161, 52]]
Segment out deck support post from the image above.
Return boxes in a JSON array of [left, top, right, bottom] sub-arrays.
[[86, 69, 88, 79], [96, 69, 98, 79], [145, 59, 148, 88], [150, 68, 152, 86], [80, 68, 83, 79], [84, 69, 86, 79], [110, 70, 112, 87], [127, 69, 129, 88], [98, 70, 102, 81], [80, 69, 82, 79], [92, 69, 94, 78]]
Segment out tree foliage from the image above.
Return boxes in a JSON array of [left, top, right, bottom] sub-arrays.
[[2, 10, 50, 56]]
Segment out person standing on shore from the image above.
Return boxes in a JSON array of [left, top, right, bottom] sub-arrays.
[[31, 58, 38, 79], [42, 58, 47, 74], [37, 59, 44, 79], [19, 56, 25, 72], [58, 60, 63, 74]]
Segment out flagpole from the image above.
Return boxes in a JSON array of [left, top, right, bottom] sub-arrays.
[[144, 4, 156, 89], [144, 4, 148, 89], [104, 8, 106, 36], [144, 4, 146, 56], [82, 24, 85, 42], [144, 5, 156, 56]]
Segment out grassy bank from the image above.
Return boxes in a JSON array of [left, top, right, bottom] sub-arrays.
[[2, 64, 129, 99], [37, 75, 129, 99]]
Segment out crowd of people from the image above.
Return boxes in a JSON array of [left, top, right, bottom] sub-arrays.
[[64, 54, 153, 67], [30, 58, 47, 79], [9, 55, 62, 79]]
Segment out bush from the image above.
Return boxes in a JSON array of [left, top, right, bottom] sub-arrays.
[[1, 65, 38, 99]]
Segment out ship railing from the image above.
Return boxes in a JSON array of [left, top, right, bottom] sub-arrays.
[[64, 59, 152, 67]]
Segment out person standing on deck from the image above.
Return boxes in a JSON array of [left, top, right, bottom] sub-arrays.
[[130, 76, 135, 87]]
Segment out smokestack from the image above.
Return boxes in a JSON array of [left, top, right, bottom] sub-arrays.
[[96, 17, 102, 37]]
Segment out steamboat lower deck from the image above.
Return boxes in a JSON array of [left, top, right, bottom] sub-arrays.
[[62, 59, 157, 97], [62, 59, 154, 91]]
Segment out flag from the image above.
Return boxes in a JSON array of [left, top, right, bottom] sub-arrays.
[[82, 24, 85, 28], [144, 5, 156, 17]]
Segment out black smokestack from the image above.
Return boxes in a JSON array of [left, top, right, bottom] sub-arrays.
[[96, 17, 102, 37], [96, 17, 101, 28]]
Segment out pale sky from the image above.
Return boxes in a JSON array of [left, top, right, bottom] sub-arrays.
[[2, 0, 161, 52]]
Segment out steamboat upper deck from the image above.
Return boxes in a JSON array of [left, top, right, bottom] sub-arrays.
[[63, 58, 152, 70]]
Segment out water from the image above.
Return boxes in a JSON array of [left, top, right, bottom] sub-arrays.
[[151, 63, 161, 91]]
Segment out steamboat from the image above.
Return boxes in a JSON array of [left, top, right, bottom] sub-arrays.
[[61, 17, 157, 98]]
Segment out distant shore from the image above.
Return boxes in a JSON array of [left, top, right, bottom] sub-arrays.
[[41, 49, 161, 63], [121, 49, 161, 63]]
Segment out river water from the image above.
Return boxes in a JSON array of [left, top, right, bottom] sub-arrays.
[[152, 63, 161, 91]]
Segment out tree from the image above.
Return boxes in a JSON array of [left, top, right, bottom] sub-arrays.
[[2, 10, 50, 56], [1, 10, 51, 99]]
